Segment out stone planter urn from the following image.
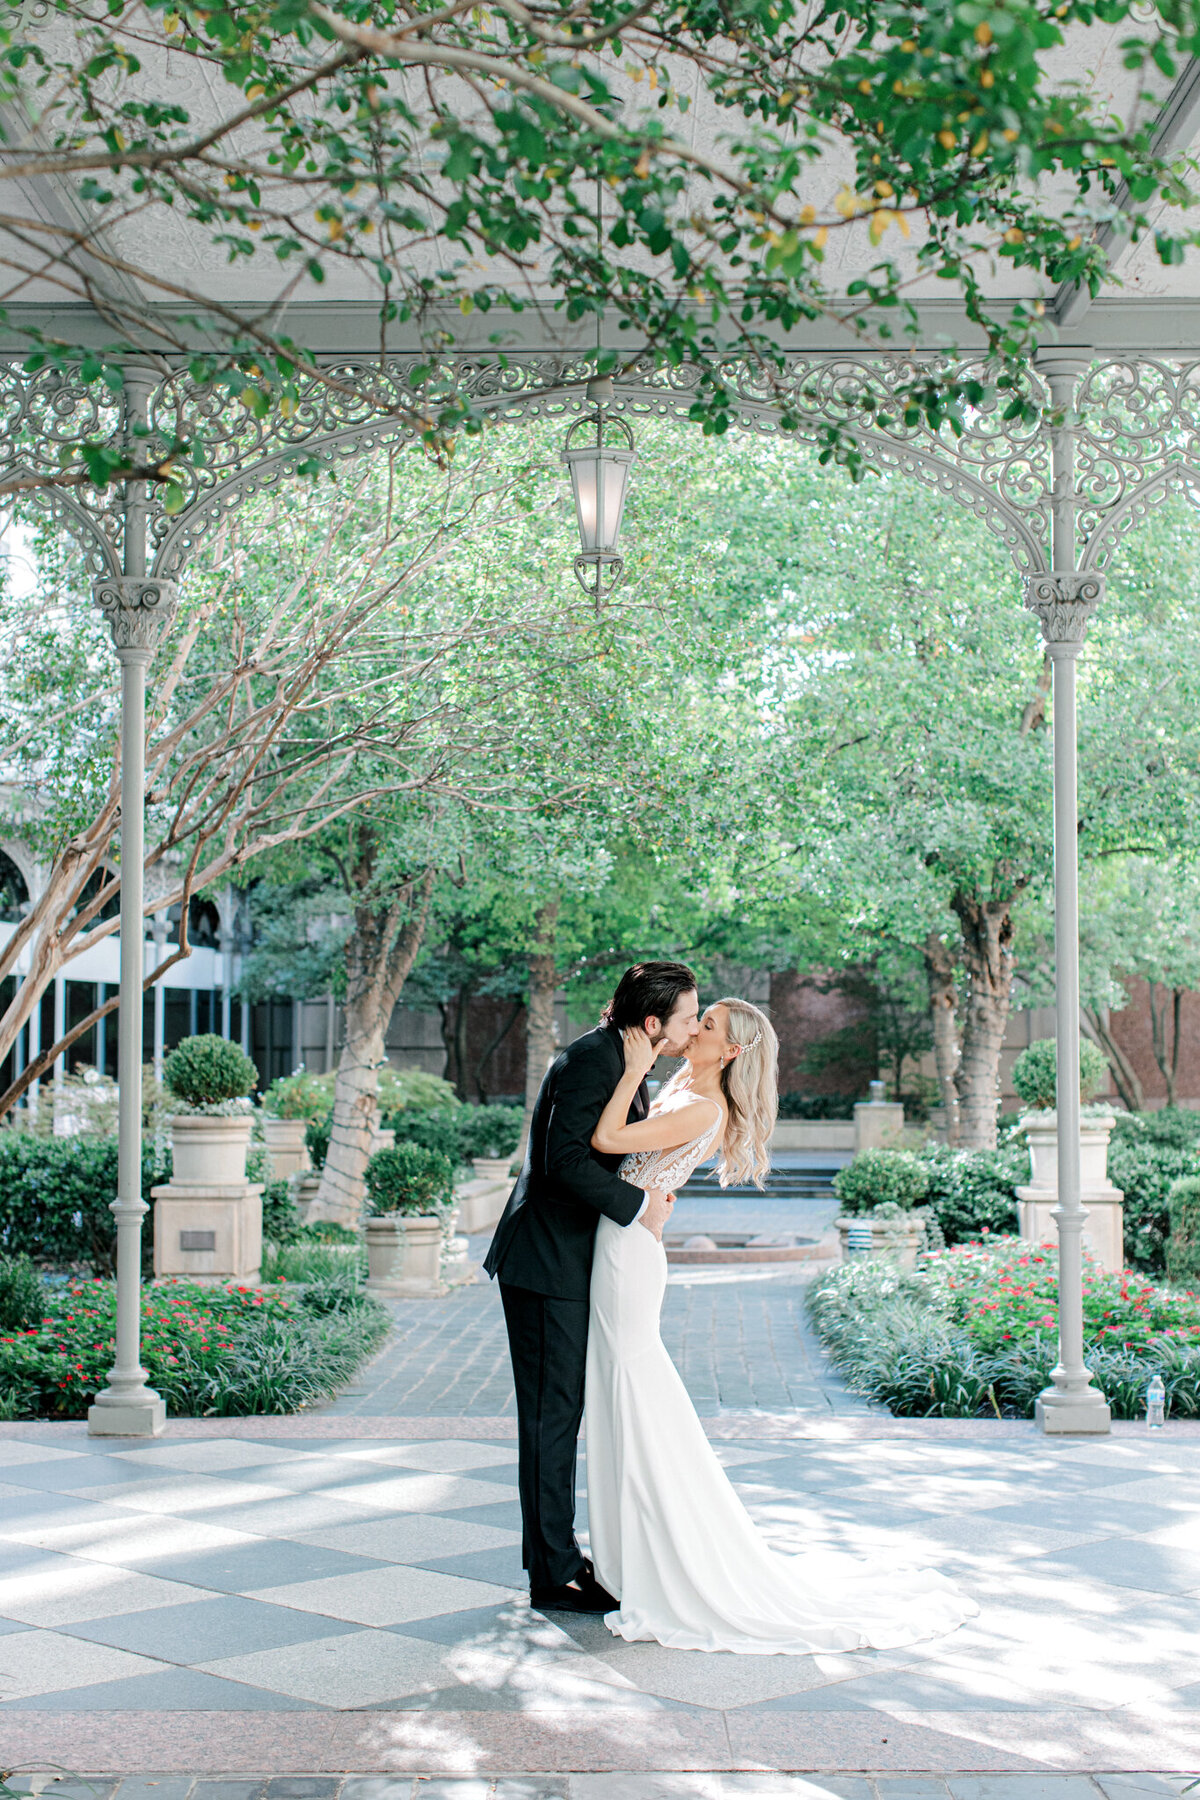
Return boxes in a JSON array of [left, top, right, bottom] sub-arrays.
[[153, 1115, 263, 1285], [261, 1117, 311, 1180], [472, 1155, 512, 1182], [364, 1213, 447, 1297], [836, 1211, 927, 1271], [1017, 1110, 1124, 1272]]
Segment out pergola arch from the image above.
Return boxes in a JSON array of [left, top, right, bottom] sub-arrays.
[[144, 352, 1055, 581]]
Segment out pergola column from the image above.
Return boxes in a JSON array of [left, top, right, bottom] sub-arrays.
[[1022, 354, 1111, 1436], [88, 365, 178, 1439]]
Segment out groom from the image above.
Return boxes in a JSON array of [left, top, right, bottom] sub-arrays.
[[485, 961, 700, 1613]]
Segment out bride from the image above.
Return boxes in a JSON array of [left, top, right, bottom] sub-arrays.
[[584, 997, 977, 1655]]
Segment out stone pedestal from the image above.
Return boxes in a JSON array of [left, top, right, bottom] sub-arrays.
[[365, 1214, 446, 1297], [1017, 1110, 1125, 1272], [472, 1156, 513, 1182], [854, 1096, 906, 1152], [262, 1118, 311, 1180], [151, 1182, 264, 1284], [441, 1207, 477, 1288]]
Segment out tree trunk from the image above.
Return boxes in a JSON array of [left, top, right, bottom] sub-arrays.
[[312, 860, 436, 1224], [1082, 1004, 1144, 1113], [1149, 982, 1183, 1108], [452, 982, 471, 1101], [923, 930, 961, 1145], [520, 900, 561, 1151], [951, 891, 1019, 1150]]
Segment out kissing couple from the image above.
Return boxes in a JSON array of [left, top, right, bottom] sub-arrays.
[[485, 961, 976, 1655]]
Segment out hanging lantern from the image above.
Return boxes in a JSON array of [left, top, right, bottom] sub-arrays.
[[562, 376, 636, 600]]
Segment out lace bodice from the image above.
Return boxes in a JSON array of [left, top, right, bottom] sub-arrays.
[[618, 1088, 724, 1193]]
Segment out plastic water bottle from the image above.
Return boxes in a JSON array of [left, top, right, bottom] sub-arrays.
[[1146, 1374, 1166, 1430]]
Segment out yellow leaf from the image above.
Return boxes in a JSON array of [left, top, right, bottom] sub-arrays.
[[834, 186, 857, 218], [1004, 226, 1024, 244], [896, 212, 910, 237], [280, 396, 296, 417], [975, 20, 992, 44], [938, 129, 957, 150], [858, 78, 872, 95], [1003, 127, 1019, 141], [1067, 233, 1083, 250], [246, 83, 265, 100], [813, 227, 828, 249], [981, 68, 994, 88], [799, 203, 816, 225], [634, 149, 651, 179], [972, 131, 988, 155]]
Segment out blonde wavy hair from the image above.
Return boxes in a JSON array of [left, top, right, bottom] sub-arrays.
[[715, 997, 779, 1189]]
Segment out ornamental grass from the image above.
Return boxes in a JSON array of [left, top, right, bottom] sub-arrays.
[[807, 1236, 1200, 1420], [0, 1273, 389, 1420]]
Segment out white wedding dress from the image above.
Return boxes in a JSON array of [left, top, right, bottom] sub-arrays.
[[584, 1086, 978, 1654]]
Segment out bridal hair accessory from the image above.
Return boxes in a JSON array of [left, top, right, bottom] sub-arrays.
[[741, 1031, 763, 1051]]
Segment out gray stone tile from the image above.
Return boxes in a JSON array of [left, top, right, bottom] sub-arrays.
[[264, 1783, 340, 1799], [874, 1785, 953, 1800], [110, 1783, 195, 1800], [1, 1457, 174, 1493], [0, 1665, 321, 1709], [296, 1516, 520, 1563], [201, 1627, 452, 1707], [192, 1784, 267, 1800], [744, 1667, 1040, 1713], [436, 1503, 524, 1532], [398, 1603, 523, 1646], [947, 1783, 1102, 1800], [977, 1496, 1184, 1538], [129, 1538, 390, 1593], [340, 1782, 416, 1800], [413, 1547, 528, 1588], [361, 1682, 522, 1712], [1095, 1781, 1198, 1800], [65, 1594, 364, 1661], [1034, 1538, 1200, 1595]]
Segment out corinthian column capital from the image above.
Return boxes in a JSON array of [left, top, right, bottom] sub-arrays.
[[92, 577, 179, 656], [1022, 571, 1104, 653]]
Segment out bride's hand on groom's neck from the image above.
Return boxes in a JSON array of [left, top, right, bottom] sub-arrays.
[[621, 1026, 658, 1081]]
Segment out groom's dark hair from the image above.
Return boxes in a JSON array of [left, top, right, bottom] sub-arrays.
[[603, 962, 698, 1032]]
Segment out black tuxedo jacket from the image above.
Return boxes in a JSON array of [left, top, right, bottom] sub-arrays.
[[483, 1022, 648, 1300]]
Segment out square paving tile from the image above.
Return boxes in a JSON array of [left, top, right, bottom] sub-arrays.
[[585, 1641, 832, 1710], [249, 1565, 519, 1627], [0, 1456, 176, 1493], [112, 1442, 326, 1474], [2, 1509, 256, 1563], [398, 1602, 528, 1646], [200, 1627, 453, 1707], [187, 1494, 395, 1540], [72, 1473, 291, 1514], [977, 1495, 1185, 1538], [0, 1665, 323, 1710], [1032, 1537, 1200, 1596], [412, 1546, 529, 1588], [0, 1627, 165, 1699], [65, 1592, 364, 1661], [0, 1442, 88, 1468], [130, 1537, 392, 1594], [0, 1559, 207, 1627], [336, 1442, 518, 1473], [296, 1516, 520, 1563], [320, 1472, 521, 1513]]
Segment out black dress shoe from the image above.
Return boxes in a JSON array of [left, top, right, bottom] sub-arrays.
[[530, 1570, 619, 1614]]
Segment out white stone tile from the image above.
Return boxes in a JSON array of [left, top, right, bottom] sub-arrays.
[[0, 1561, 208, 1627], [589, 1640, 827, 1709], [295, 1515, 521, 1563], [333, 1441, 518, 1473], [249, 1564, 518, 1626], [320, 1472, 520, 1513], [0, 1627, 166, 1699], [180, 1494, 389, 1540], [6, 1511, 257, 1563], [0, 1443, 90, 1468], [199, 1627, 451, 1707], [72, 1473, 290, 1514], [111, 1441, 326, 1473]]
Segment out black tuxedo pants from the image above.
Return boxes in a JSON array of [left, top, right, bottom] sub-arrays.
[[499, 1282, 590, 1591]]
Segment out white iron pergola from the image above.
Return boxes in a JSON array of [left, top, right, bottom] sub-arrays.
[[8, 39, 1200, 1436]]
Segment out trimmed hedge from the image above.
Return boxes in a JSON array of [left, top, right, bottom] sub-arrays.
[[833, 1148, 930, 1214], [0, 1135, 165, 1275], [919, 1143, 1023, 1245], [364, 1141, 456, 1216], [163, 1034, 258, 1107], [1108, 1109, 1200, 1273]]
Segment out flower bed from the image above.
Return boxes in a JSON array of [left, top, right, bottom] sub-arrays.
[[0, 1273, 389, 1420], [807, 1236, 1200, 1420]]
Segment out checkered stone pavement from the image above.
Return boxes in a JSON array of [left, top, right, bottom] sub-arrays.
[[0, 1426, 1198, 1775]]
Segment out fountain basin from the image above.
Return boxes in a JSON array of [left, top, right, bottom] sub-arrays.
[[664, 1232, 819, 1266]]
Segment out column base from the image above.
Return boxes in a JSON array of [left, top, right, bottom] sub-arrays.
[[87, 1393, 167, 1437], [1035, 1386, 1112, 1435]]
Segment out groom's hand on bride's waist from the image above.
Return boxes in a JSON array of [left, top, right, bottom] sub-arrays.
[[639, 1187, 674, 1241]]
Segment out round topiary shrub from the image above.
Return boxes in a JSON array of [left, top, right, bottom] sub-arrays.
[[261, 1069, 334, 1122], [364, 1141, 456, 1217], [163, 1034, 259, 1110], [457, 1104, 522, 1162], [1011, 1037, 1108, 1113], [1166, 1175, 1200, 1287], [833, 1148, 930, 1216]]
